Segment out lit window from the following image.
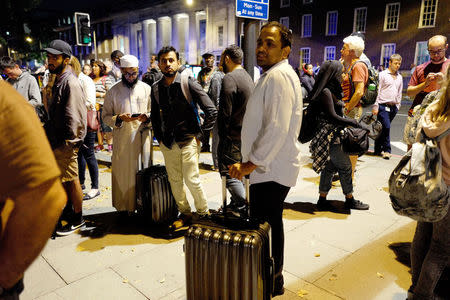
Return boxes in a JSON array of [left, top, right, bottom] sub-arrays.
[[384, 3, 400, 31], [414, 41, 430, 65], [281, 0, 290, 8], [303, 0, 313, 3], [353, 7, 367, 32], [326, 11, 338, 36], [300, 47, 311, 64], [380, 43, 396, 68], [418, 0, 438, 28], [218, 26, 224, 47], [302, 14, 312, 37], [324, 46, 336, 61], [280, 17, 289, 29]]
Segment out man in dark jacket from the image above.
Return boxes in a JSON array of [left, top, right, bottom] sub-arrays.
[[217, 45, 254, 211], [43, 39, 87, 236], [151, 46, 217, 228], [299, 63, 315, 101], [197, 52, 223, 156]]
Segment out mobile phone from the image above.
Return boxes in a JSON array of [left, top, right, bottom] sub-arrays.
[[131, 113, 140, 118]]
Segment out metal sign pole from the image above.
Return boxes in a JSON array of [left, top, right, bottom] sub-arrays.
[[93, 30, 98, 60]]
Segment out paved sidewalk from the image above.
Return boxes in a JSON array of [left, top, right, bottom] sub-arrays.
[[21, 144, 416, 300]]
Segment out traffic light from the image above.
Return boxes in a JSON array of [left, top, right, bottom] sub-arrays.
[[75, 12, 91, 46]]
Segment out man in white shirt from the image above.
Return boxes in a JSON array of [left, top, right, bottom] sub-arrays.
[[229, 21, 302, 297], [372, 54, 403, 160]]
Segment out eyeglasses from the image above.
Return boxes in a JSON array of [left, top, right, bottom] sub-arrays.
[[123, 72, 138, 77], [428, 49, 445, 55]]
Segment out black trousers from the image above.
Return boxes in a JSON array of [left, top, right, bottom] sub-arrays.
[[250, 181, 290, 286]]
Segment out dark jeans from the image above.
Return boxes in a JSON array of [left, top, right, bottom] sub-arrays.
[[410, 200, 450, 299], [201, 129, 211, 149], [375, 104, 398, 154], [77, 131, 99, 189], [319, 143, 353, 195], [250, 181, 290, 288]]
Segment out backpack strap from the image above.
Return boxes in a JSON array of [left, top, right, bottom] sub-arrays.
[[180, 69, 193, 103], [436, 128, 450, 142], [348, 60, 368, 99]]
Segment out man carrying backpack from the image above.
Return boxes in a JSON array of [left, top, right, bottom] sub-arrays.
[[372, 54, 403, 160], [340, 35, 368, 178], [150, 46, 217, 228]]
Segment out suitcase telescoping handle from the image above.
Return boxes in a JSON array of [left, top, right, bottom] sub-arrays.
[[139, 126, 153, 170], [221, 175, 250, 216]]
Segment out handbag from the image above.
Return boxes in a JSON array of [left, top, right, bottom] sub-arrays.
[[87, 110, 99, 131], [388, 129, 450, 222], [358, 112, 382, 140], [340, 127, 369, 156]]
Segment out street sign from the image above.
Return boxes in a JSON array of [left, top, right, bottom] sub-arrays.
[[236, 0, 269, 21]]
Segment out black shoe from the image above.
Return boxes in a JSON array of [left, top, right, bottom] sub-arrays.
[[317, 198, 334, 211], [56, 217, 85, 236], [272, 286, 285, 297], [345, 198, 369, 210]]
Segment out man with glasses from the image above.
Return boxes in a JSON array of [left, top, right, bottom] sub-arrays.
[[407, 35, 449, 116], [102, 55, 152, 214]]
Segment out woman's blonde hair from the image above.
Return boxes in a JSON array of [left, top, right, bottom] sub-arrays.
[[69, 56, 81, 76], [430, 67, 450, 123]]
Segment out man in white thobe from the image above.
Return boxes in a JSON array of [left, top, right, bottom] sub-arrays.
[[102, 55, 151, 213]]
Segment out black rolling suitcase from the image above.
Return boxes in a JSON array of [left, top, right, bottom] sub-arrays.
[[135, 127, 178, 224], [184, 177, 274, 300]]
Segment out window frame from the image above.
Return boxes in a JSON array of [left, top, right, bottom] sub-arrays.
[[418, 0, 438, 28], [380, 43, 396, 68], [353, 7, 367, 33], [414, 41, 430, 65], [383, 2, 401, 31], [279, 17, 289, 29], [300, 47, 311, 64], [301, 14, 312, 37], [324, 46, 336, 61], [326, 11, 338, 36], [280, 0, 290, 8]]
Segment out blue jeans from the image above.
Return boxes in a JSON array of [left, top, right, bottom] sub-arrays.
[[319, 143, 353, 195], [375, 104, 398, 154], [225, 176, 246, 207], [77, 131, 99, 189]]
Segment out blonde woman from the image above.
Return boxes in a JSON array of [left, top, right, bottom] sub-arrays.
[[409, 69, 450, 300]]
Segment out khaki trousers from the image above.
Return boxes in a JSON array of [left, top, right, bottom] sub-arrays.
[[160, 139, 208, 215]]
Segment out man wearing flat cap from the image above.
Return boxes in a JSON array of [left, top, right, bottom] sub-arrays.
[[102, 55, 152, 213], [42, 39, 87, 236]]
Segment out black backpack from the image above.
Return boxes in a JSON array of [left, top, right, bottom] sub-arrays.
[[298, 100, 320, 144], [349, 61, 379, 107]]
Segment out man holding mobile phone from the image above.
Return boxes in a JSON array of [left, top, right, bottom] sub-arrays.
[[102, 55, 152, 214], [407, 35, 449, 115]]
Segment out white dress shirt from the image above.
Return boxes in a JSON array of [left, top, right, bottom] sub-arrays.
[[241, 59, 303, 187]]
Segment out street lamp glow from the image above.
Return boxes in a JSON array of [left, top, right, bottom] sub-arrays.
[[186, 0, 193, 5], [26, 37, 33, 43]]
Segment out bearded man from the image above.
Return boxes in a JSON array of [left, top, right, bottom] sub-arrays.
[[102, 55, 152, 213]]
